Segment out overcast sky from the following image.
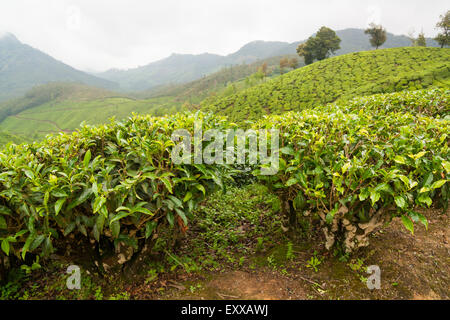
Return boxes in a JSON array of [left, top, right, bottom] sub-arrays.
[[0, 0, 448, 72]]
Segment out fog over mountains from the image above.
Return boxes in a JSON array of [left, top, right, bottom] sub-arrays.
[[0, 33, 117, 102], [0, 28, 439, 101]]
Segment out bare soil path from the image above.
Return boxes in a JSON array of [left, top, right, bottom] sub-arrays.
[[146, 209, 449, 300]]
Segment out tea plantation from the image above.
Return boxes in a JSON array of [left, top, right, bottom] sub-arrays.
[[1, 89, 448, 280], [200, 47, 450, 122], [0, 48, 449, 299]]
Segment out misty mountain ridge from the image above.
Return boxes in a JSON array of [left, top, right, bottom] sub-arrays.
[[0, 28, 441, 101], [96, 28, 440, 91], [0, 33, 118, 102]]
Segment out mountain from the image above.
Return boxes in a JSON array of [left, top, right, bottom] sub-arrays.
[[98, 53, 224, 92], [0, 33, 118, 102], [97, 28, 441, 92], [200, 47, 450, 122], [97, 41, 294, 92], [223, 40, 292, 64]]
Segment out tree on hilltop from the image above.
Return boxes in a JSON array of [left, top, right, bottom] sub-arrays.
[[279, 57, 290, 74], [259, 62, 268, 77], [408, 29, 427, 47], [435, 10, 449, 48], [416, 32, 427, 47], [289, 57, 299, 69], [365, 23, 387, 49], [296, 26, 341, 65]]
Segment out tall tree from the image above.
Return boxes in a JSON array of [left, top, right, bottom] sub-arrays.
[[289, 57, 299, 69], [259, 62, 268, 76], [416, 32, 427, 47], [297, 26, 341, 65], [407, 30, 416, 46], [365, 23, 387, 49], [296, 43, 314, 65], [409, 30, 427, 47], [279, 57, 290, 74], [434, 10, 450, 48]]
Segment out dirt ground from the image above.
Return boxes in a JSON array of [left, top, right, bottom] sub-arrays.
[[8, 208, 448, 300], [143, 208, 449, 300]]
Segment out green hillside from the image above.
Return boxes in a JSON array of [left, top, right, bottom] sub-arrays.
[[96, 28, 441, 92], [0, 55, 296, 140], [0, 82, 122, 124], [0, 95, 182, 140], [0, 130, 28, 146], [140, 54, 299, 103], [0, 81, 186, 140], [200, 47, 450, 121], [2, 48, 449, 142]]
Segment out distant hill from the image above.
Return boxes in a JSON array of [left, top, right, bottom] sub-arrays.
[[200, 47, 450, 122], [0, 82, 182, 140], [98, 53, 225, 92], [0, 82, 122, 123], [0, 33, 118, 102], [139, 54, 299, 102], [223, 41, 293, 65], [97, 28, 440, 92], [0, 130, 28, 147]]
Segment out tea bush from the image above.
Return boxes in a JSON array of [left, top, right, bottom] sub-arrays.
[[0, 112, 232, 277], [0, 87, 449, 279], [253, 108, 449, 253], [331, 88, 449, 118]]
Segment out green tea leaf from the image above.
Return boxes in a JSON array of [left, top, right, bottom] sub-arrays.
[[22, 233, 36, 259], [84, 150, 92, 168], [401, 216, 414, 235], [110, 211, 131, 225], [160, 177, 173, 194], [54, 198, 66, 216], [145, 221, 157, 239], [431, 180, 447, 190], [93, 196, 106, 214], [370, 190, 380, 205], [1, 239, 10, 255], [286, 177, 298, 187], [0, 216, 6, 229], [110, 220, 120, 238], [167, 211, 174, 227], [183, 192, 192, 203], [175, 208, 188, 226], [30, 234, 45, 251], [394, 196, 406, 209]]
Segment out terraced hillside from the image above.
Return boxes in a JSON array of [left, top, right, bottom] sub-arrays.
[[0, 96, 182, 140], [0, 55, 296, 141], [1, 47, 449, 142], [0, 83, 183, 140], [0, 82, 120, 124], [200, 47, 450, 121], [0, 131, 28, 146]]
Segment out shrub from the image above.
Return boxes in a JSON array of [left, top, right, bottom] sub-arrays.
[[253, 108, 449, 254], [332, 88, 450, 118], [0, 112, 231, 277]]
